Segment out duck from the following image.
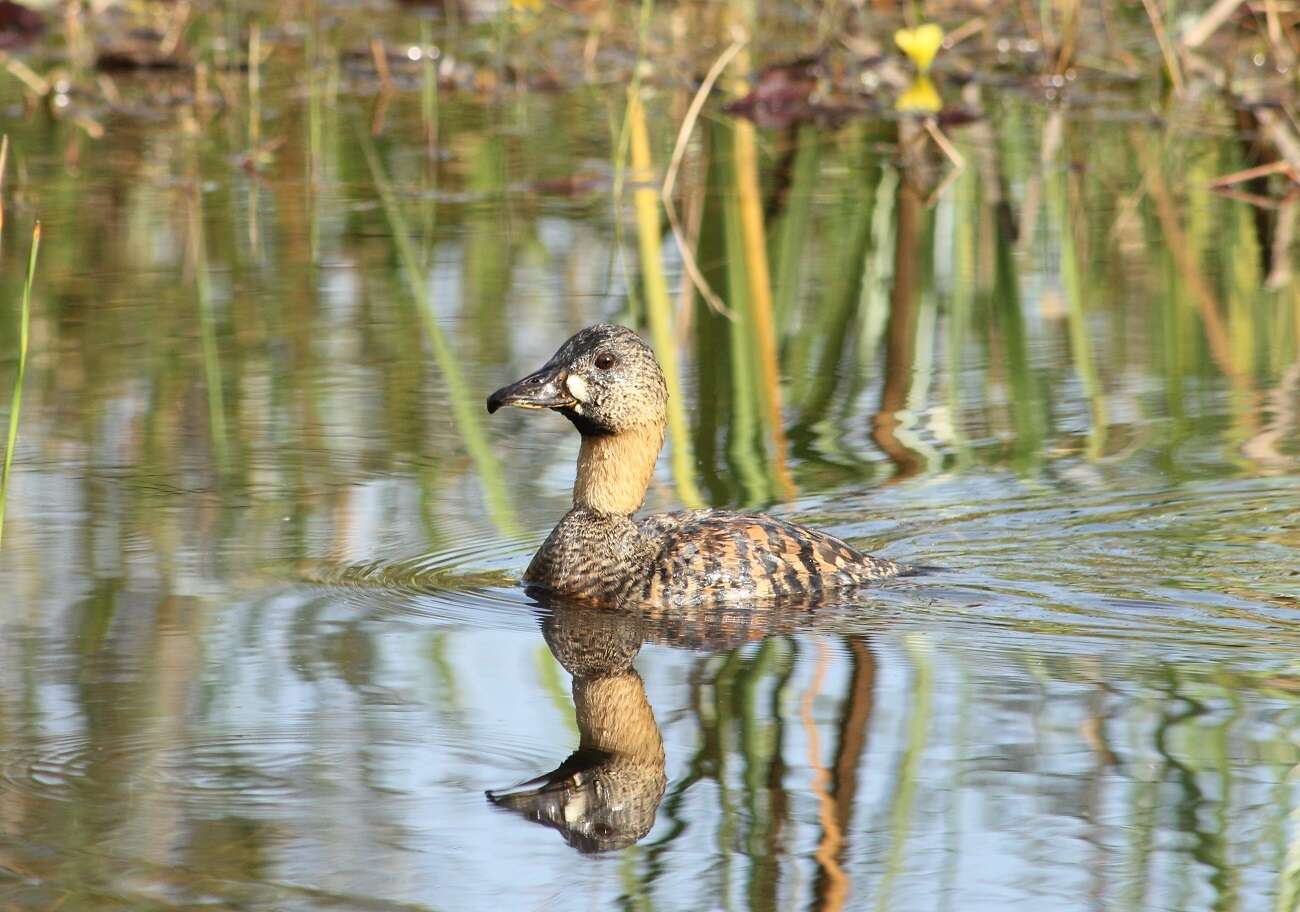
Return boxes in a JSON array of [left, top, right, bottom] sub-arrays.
[[486, 324, 902, 609]]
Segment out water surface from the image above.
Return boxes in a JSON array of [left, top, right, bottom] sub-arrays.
[[1, 9, 1299, 910]]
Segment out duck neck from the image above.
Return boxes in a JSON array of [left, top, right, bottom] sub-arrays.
[[574, 672, 665, 763], [572, 423, 664, 515]]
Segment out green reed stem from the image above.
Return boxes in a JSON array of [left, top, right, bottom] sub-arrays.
[[717, 125, 770, 505], [0, 221, 40, 550], [770, 128, 819, 334], [0, 134, 8, 255], [534, 646, 579, 740], [359, 129, 518, 535], [875, 632, 933, 912], [189, 193, 228, 471]]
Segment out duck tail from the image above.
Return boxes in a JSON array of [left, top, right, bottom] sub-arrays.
[[895, 562, 942, 577]]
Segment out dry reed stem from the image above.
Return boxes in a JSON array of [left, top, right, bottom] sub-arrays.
[[160, 0, 192, 57], [1263, 0, 1293, 66], [662, 38, 745, 318], [628, 89, 704, 508], [733, 118, 797, 499], [1139, 0, 1186, 93], [1265, 201, 1295, 288], [942, 17, 986, 48], [1257, 109, 1300, 174], [1137, 138, 1247, 395], [0, 54, 49, 96], [370, 37, 396, 135], [1209, 160, 1297, 187], [1181, 0, 1245, 48]]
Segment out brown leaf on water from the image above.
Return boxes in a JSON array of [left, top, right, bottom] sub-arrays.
[[96, 29, 189, 72], [529, 173, 606, 196], [0, 0, 43, 50], [724, 55, 826, 129]]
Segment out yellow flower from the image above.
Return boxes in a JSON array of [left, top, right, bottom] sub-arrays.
[[895, 75, 942, 113], [894, 24, 944, 74], [511, 0, 544, 10]]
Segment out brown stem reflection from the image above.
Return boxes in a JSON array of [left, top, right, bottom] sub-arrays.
[[812, 636, 877, 912], [804, 639, 849, 911], [872, 161, 925, 480]]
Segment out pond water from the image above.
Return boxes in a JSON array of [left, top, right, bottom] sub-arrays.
[[1, 8, 1299, 911]]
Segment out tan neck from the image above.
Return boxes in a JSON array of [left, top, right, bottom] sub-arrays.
[[573, 423, 664, 515], [574, 673, 665, 763]]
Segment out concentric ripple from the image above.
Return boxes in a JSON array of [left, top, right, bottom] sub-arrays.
[[0, 722, 547, 811], [293, 527, 542, 626]]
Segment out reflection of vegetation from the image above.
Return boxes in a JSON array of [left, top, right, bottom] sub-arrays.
[[360, 127, 518, 535], [0, 3, 1297, 910]]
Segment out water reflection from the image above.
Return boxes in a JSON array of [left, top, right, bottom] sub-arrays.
[[488, 600, 667, 853], [1, 3, 1299, 909]]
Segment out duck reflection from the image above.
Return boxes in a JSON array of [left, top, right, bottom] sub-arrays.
[[487, 596, 805, 853], [486, 601, 664, 853]]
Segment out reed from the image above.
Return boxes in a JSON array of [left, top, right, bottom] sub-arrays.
[[717, 123, 773, 504], [627, 88, 704, 508], [358, 127, 518, 535], [189, 189, 228, 471], [875, 634, 934, 912], [769, 129, 820, 334], [0, 221, 39, 550], [1054, 152, 1109, 459], [0, 134, 7, 252], [733, 117, 797, 500]]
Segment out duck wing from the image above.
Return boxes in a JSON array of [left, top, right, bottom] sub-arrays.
[[630, 510, 898, 608]]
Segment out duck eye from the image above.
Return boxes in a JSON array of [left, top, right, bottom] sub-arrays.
[[594, 352, 616, 371]]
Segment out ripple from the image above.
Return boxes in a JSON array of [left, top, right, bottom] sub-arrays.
[[292, 528, 541, 626], [0, 722, 546, 809], [832, 472, 1300, 657]]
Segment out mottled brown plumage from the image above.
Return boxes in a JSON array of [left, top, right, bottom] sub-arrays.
[[487, 324, 902, 609]]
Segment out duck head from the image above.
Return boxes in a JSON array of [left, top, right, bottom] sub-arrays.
[[486, 324, 667, 436]]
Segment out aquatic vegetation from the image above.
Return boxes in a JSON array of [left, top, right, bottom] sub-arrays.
[[0, 3, 1295, 911], [893, 23, 944, 73], [894, 74, 941, 114], [626, 88, 704, 508], [0, 217, 37, 550]]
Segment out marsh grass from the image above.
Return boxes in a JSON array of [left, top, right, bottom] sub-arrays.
[[627, 88, 704, 509], [189, 187, 228, 472], [0, 220, 39, 551], [358, 126, 519, 535]]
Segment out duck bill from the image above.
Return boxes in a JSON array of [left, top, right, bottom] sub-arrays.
[[486, 365, 576, 414]]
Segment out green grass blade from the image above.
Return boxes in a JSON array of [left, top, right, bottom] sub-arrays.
[[0, 221, 39, 550], [358, 128, 519, 535], [190, 196, 229, 472]]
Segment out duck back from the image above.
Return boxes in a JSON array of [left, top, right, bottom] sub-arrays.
[[630, 510, 899, 609]]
